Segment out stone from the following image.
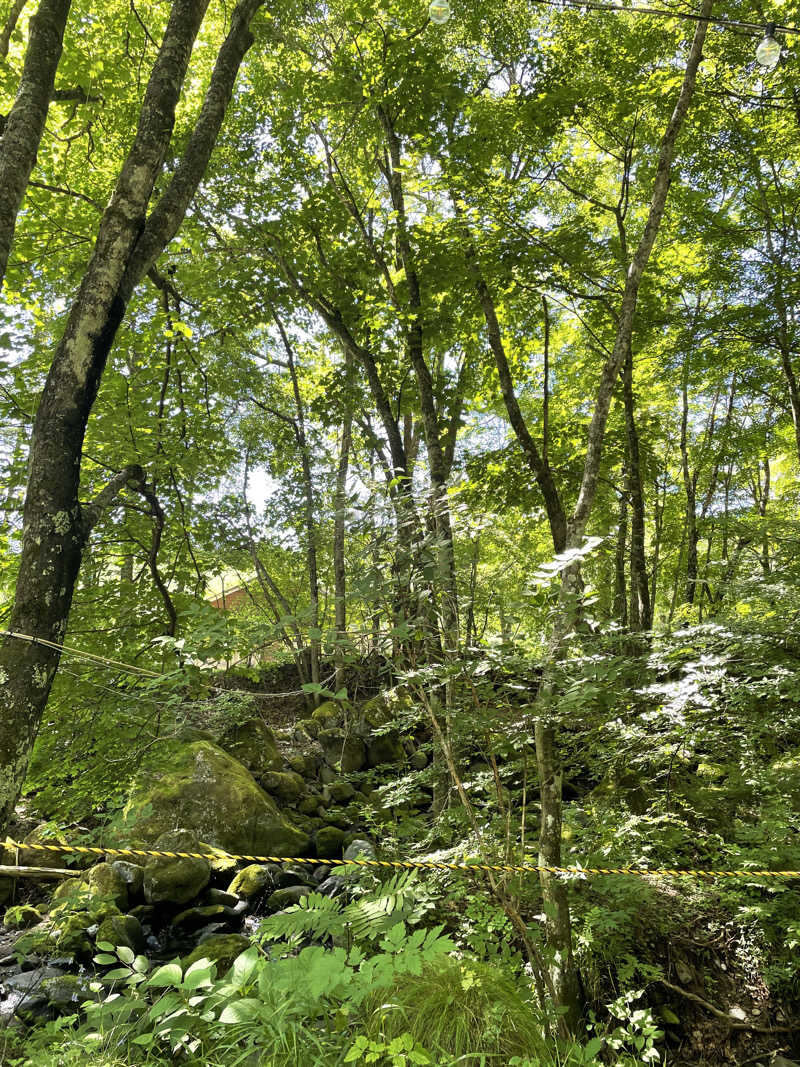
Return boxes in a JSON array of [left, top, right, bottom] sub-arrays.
[[128, 905, 155, 927], [227, 864, 276, 899], [204, 888, 240, 908], [182, 933, 251, 973], [340, 737, 366, 773], [366, 731, 406, 768], [318, 728, 365, 771], [266, 886, 311, 911], [143, 830, 210, 906], [218, 718, 282, 777], [111, 861, 145, 897], [410, 751, 429, 770], [124, 740, 310, 858], [311, 700, 340, 724], [314, 826, 346, 859], [18, 824, 86, 870], [2, 905, 42, 930], [42, 974, 100, 1012], [95, 914, 145, 953], [171, 905, 238, 932], [317, 876, 347, 897], [320, 764, 336, 784], [17, 914, 92, 959], [299, 717, 319, 739], [298, 795, 322, 816], [260, 770, 307, 803], [328, 781, 356, 805], [361, 689, 414, 729], [344, 839, 376, 862], [274, 865, 316, 889], [87, 862, 129, 909]]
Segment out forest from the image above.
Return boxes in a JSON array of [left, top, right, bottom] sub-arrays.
[[0, 0, 799, 1062]]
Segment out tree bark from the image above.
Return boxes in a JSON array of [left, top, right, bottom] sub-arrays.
[[623, 345, 652, 630], [0, 0, 72, 285], [0, 0, 264, 836]]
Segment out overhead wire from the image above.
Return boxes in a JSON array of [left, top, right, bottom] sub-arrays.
[[524, 0, 798, 36]]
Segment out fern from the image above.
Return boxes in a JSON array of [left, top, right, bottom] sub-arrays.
[[258, 872, 425, 946]]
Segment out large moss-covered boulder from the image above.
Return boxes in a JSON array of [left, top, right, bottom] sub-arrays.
[[218, 718, 282, 777], [143, 830, 211, 905], [123, 740, 310, 857]]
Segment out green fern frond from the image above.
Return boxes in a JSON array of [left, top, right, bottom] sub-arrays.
[[258, 892, 346, 943]]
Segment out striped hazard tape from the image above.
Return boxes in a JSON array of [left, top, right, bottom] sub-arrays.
[[4, 839, 800, 879]]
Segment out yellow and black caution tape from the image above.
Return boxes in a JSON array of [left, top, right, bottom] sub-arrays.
[[4, 839, 800, 880]]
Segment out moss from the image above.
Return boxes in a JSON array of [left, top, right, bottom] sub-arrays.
[[260, 770, 307, 803], [3, 904, 42, 929], [182, 933, 251, 973], [123, 740, 310, 857], [143, 830, 210, 905], [227, 864, 274, 898], [314, 826, 346, 859], [87, 862, 129, 909], [96, 913, 144, 952], [311, 700, 341, 724], [218, 718, 282, 777]]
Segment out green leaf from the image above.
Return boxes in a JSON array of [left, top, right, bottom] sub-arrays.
[[147, 962, 183, 988], [117, 945, 135, 965], [219, 998, 263, 1024]]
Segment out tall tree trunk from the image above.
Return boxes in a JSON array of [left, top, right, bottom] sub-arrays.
[[613, 476, 629, 626], [333, 394, 352, 693], [0, 0, 72, 285], [623, 345, 651, 629], [0, 0, 265, 836]]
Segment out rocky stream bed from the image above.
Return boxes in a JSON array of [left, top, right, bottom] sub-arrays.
[[0, 691, 421, 1030]]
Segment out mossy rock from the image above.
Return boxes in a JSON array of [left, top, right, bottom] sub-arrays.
[[172, 904, 234, 931], [42, 974, 100, 1012], [143, 830, 210, 905], [314, 826, 346, 859], [227, 864, 275, 899], [260, 770, 307, 803], [266, 885, 311, 911], [3, 904, 42, 929], [111, 860, 145, 897], [96, 913, 145, 953], [218, 718, 282, 777], [182, 933, 251, 973], [325, 781, 356, 805], [123, 739, 310, 857], [361, 689, 414, 729], [298, 795, 322, 816], [19, 911, 93, 958], [87, 862, 129, 910], [318, 727, 360, 769], [299, 717, 320, 739], [19, 824, 89, 870], [311, 700, 341, 724], [366, 732, 406, 768]]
